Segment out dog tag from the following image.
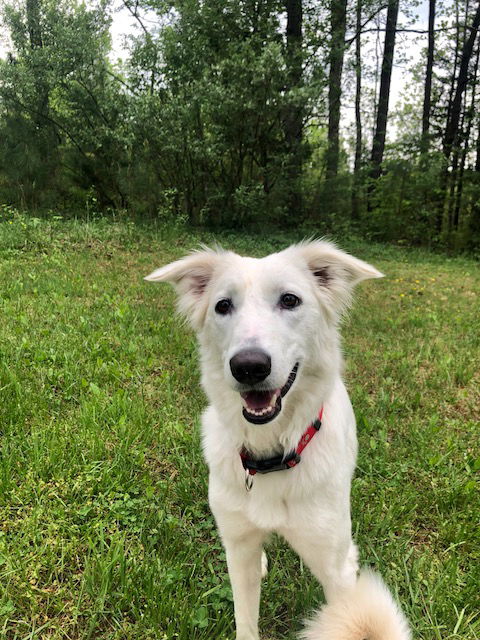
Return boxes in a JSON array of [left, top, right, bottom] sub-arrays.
[[245, 469, 254, 492]]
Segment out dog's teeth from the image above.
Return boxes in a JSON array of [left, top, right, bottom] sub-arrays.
[[245, 406, 275, 417], [269, 391, 280, 408]]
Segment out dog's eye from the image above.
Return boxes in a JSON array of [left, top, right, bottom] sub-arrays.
[[215, 298, 233, 315], [279, 293, 302, 309]]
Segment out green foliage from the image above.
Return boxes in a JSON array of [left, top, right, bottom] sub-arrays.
[[364, 154, 445, 245], [0, 0, 330, 226], [0, 0, 480, 249], [0, 0, 129, 210]]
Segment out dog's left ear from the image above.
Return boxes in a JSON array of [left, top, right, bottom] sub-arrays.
[[144, 249, 222, 329], [292, 240, 384, 317]]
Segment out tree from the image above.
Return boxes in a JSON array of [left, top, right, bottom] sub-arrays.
[[0, 0, 126, 209], [369, 0, 399, 185], [421, 0, 436, 153], [437, 0, 480, 234], [352, 0, 364, 219], [0, 0, 479, 250], [325, 0, 347, 180], [442, 1, 480, 162], [283, 0, 304, 215], [453, 42, 479, 228]]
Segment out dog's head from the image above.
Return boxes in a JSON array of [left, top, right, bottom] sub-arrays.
[[145, 241, 382, 426]]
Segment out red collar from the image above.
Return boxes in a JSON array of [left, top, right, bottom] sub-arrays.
[[240, 407, 324, 479]]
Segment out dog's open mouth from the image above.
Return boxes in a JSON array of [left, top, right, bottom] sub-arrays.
[[240, 363, 299, 425]]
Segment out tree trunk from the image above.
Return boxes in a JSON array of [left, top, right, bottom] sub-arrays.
[[453, 41, 480, 229], [371, 15, 382, 142], [442, 1, 480, 162], [437, 1, 480, 234], [351, 0, 363, 219], [26, 0, 48, 122], [283, 0, 303, 215], [26, 0, 43, 49], [369, 0, 399, 184], [421, 0, 436, 153], [447, 124, 462, 232], [326, 0, 347, 179], [476, 110, 480, 172], [445, 0, 461, 136]]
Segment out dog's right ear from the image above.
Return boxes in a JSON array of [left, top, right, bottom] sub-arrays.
[[144, 249, 221, 329], [289, 240, 383, 321]]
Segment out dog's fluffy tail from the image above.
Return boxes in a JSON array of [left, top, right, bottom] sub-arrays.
[[301, 569, 411, 640]]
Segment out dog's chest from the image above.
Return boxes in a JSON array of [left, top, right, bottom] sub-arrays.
[[244, 475, 294, 529], [229, 460, 337, 531]]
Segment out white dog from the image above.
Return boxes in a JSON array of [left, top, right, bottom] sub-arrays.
[[145, 241, 411, 640]]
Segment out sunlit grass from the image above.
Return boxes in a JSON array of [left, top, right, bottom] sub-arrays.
[[0, 214, 478, 639]]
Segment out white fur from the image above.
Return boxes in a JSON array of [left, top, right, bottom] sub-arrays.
[[145, 241, 410, 640], [301, 570, 412, 640]]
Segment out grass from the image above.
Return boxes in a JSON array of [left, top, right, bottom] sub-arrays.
[[0, 210, 479, 639]]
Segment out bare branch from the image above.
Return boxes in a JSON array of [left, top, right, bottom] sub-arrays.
[[121, 0, 150, 37], [358, 25, 459, 36], [345, 4, 389, 48], [105, 68, 140, 95]]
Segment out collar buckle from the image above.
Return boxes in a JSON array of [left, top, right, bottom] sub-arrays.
[[245, 467, 254, 491]]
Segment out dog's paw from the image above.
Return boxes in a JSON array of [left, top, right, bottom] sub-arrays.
[[261, 550, 268, 578]]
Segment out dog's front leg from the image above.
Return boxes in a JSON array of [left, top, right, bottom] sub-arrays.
[[225, 534, 265, 640], [281, 522, 358, 602], [215, 512, 266, 640]]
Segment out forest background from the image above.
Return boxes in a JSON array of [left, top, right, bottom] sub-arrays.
[[1, 0, 480, 250]]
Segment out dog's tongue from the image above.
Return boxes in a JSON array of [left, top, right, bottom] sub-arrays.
[[240, 389, 279, 411]]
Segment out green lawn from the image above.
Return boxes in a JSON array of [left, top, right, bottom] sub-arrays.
[[0, 213, 479, 639]]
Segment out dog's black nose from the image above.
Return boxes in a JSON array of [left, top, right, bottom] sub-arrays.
[[230, 349, 271, 384]]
